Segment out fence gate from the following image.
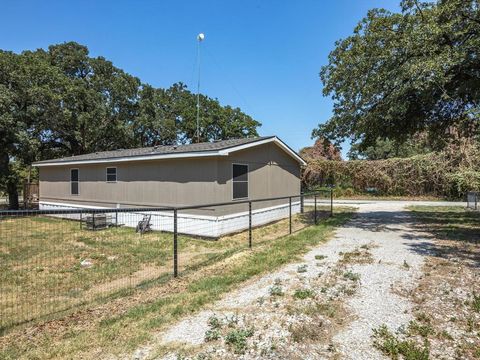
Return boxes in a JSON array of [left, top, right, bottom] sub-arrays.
[[23, 182, 39, 208]]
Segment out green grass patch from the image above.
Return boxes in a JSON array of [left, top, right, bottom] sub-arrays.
[[407, 205, 480, 243]]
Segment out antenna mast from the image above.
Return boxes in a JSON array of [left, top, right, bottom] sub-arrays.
[[196, 33, 205, 143]]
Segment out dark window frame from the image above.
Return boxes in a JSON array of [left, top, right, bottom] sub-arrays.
[[70, 168, 79, 195], [106, 167, 117, 183], [232, 163, 249, 200]]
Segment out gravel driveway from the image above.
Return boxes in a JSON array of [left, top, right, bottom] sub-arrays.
[[138, 200, 464, 359]]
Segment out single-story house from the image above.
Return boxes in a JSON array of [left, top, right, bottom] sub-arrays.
[[33, 136, 306, 237]]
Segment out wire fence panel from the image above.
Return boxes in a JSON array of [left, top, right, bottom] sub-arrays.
[[0, 190, 332, 332], [0, 209, 175, 331]]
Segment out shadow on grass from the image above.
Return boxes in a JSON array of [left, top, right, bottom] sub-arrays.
[[406, 207, 480, 268], [336, 206, 480, 268]]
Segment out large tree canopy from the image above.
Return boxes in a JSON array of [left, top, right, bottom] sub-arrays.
[[0, 42, 260, 208], [313, 0, 480, 152]]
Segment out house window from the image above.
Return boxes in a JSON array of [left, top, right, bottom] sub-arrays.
[[232, 164, 248, 199], [70, 169, 79, 195], [106, 167, 117, 182]]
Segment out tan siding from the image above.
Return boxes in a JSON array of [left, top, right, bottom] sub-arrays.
[[39, 142, 301, 214]]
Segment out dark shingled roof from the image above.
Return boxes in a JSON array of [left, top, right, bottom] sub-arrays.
[[33, 136, 276, 165]]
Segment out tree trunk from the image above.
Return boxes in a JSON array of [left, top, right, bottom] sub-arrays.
[[7, 180, 19, 210], [0, 152, 20, 210]]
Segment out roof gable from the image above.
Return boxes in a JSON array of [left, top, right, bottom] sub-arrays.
[[33, 136, 306, 167]]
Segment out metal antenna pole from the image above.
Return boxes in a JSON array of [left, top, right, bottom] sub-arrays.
[[196, 33, 204, 143]]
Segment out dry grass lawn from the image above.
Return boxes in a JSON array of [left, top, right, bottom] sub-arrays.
[[0, 206, 345, 359], [398, 206, 480, 359]]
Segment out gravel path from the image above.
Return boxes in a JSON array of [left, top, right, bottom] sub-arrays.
[[136, 201, 462, 359], [331, 202, 429, 359]]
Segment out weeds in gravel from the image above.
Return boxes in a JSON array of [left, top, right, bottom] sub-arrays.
[[315, 255, 327, 260], [289, 321, 322, 343], [340, 249, 373, 264], [297, 264, 308, 273], [207, 315, 221, 330], [293, 288, 315, 300], [408, 321, 434, 338], [316, 302, 338, 318], [472, 293, 480, 313], [204, 329, 220, 342], [225, 328, 254, 354], [226, 314, 239, 328], [269, 279, 284, 297], [414, 312, 431, 324], [372, 324, 430, 360], [403, 260, 410, 270], [204, 315, 222, 342], [343, 270, 360, 282], [269, 285, 283, 297]]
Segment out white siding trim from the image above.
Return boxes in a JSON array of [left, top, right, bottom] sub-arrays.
[[39, 200, 301, 238]]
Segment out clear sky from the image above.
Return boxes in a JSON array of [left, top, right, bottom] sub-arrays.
[[1, 0, 399, 156]]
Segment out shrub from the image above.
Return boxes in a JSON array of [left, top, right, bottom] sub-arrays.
[[303, 144, 480, 199]]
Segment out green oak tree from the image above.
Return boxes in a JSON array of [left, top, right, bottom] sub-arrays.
[[0, 50, 59, 208], [0, 42, 261, 208], [313, 0, 480, 153]]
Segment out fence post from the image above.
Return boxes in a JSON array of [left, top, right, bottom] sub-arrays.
[[330, 189, 333, 217], [476, 193, 478, 211], [314, 194, 317, 225], [92, 212, 96, 231], [80, 210, 83, 229], [173, 209, 178, 277], [115, 210, 118, 226], [248, 201, 252, 248], [300, 193, 304, 214], [289, 197, 292, 234]]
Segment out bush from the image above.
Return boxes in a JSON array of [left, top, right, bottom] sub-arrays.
[[302, 144, 480, 199]]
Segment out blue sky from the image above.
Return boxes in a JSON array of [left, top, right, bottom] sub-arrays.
[[1, 0, 399, 156]]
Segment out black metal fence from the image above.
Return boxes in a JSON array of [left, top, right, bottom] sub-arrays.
[[0, 190, 332, 332]]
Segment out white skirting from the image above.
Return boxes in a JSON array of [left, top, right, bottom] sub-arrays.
[[39, 201, 301, 238]]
